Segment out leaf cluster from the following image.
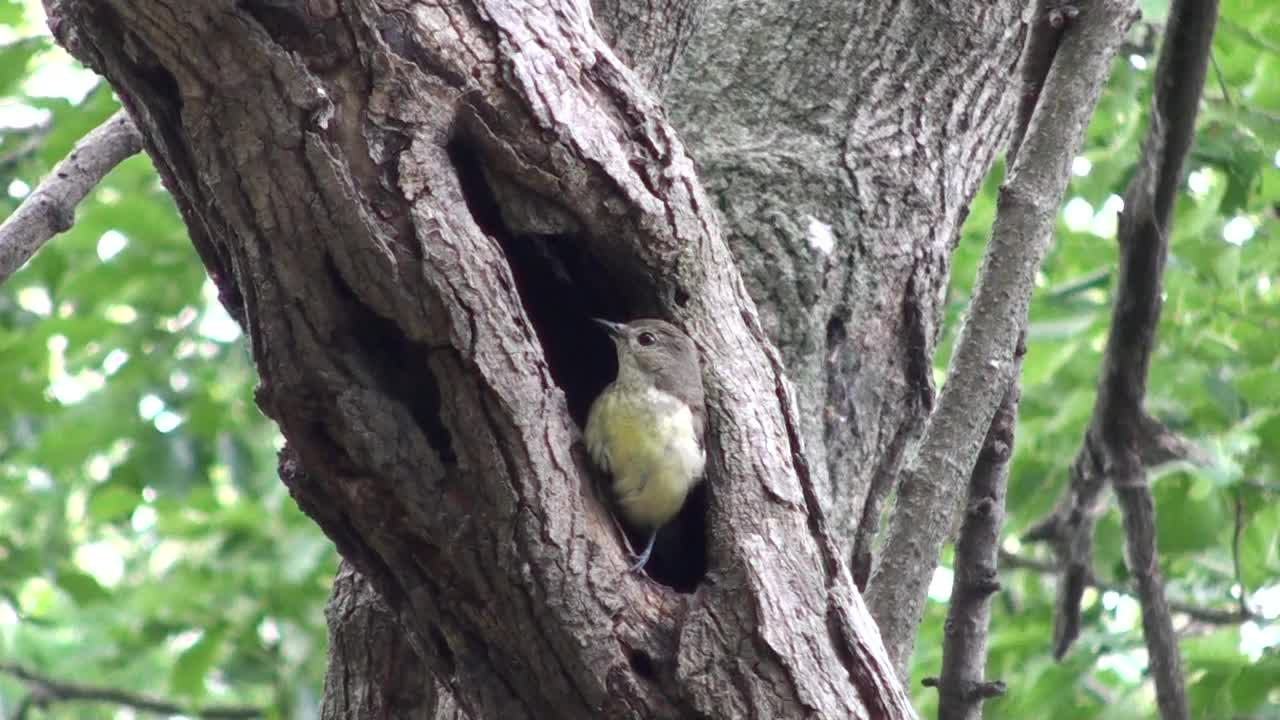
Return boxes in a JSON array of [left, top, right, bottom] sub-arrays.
[[0, 3, 336, 716]]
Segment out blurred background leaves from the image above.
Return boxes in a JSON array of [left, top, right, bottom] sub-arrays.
[[1, 3, 333, 718]]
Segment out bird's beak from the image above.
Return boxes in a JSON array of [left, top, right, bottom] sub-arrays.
[[592, 317, 626, 339]]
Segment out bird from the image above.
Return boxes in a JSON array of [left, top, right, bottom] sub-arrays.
[[584, 318, 706, 573]]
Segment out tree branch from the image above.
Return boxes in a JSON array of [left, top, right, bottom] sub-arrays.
[[999, 551, 1259, 626], [1135, 413, 1212, 468], [934, 335, 1024, 720], [865, 0, 1138, 678], [0, 109, 142, 285], [1021, 2, 1218, 718], [1006, 0, 1079, 164], [931, 2, 1075, 711], [0, 662, 260, 719]]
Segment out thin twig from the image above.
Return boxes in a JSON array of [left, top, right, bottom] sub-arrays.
[[0, 662, 261, 719], [1232, 491, 1249, 616], [1209, 52, 1233, 107], [1000, 550, 1260, 625], [0, 109, 143, 285], [864, 0, 1140, 678]]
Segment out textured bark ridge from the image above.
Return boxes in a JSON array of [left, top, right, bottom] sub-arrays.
[[40, 0, 944, 716], [665, 2, 1027, 566], [323, 562, 459, 718]]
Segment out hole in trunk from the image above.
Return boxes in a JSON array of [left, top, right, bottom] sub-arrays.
[[627, 648, 656, 682], [447, 136, 708, 591]]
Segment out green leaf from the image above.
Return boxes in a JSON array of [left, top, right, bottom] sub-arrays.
[[88, 483, 140, 522], [1183, 628, 1243, 668], [33, 85, 118, 166], [0, 537, 41, 579], [0, 0, 27, 26], [1238, 502, 1280, 589], [279, 532, 330, 584], [1138, 0, 1170, 25], [1212, 245, 1241, 289], [1203, 369, 1246, 421], [1189, 669, 1239, 720], [1154, 474, 1225, 554], [0, 36, 46, 98], [55, 567, 112, 606], [170, 625, 227, 698], [1232, 658, 1280, 712]]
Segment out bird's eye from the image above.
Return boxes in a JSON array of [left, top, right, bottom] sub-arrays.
[[637, 332, 657, 347]]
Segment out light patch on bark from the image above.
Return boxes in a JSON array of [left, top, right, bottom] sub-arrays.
[[806, 215, 836, 256]]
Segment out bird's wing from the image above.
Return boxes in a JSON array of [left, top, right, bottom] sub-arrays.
[[584, 392, 611, 474], [654, 364, 706, 457]]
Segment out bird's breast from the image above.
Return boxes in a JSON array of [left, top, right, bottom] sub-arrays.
[[585, 386, 705, 529]]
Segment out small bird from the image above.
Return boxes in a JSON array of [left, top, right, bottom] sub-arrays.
[[585, 318, 706, 573]]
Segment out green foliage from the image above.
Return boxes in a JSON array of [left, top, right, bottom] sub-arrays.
[[918, 1, 1280, 717], [0, 5, 334, 718]]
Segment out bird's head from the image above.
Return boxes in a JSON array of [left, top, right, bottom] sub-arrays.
[[593, 318, 700, 394]]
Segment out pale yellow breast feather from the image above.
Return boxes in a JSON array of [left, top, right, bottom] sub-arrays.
[[585, 386, 705, 529]]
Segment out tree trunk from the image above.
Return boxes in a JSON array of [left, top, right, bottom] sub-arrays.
[[661, 1, 1026, 577], [44, 0, 1026, 717]]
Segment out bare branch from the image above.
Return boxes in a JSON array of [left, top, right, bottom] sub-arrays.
[[921, 676, 1007, 703], [865, 0, 1138, 677], [0, 109, 142, 285], [931, 1, 1074, 709], [0, 662, 260, 719], [1006, 0, 1079, 165], [936, 335, 1024, 720], [1020, 2, 1218, 717], [1136, 413, 1212, 468]]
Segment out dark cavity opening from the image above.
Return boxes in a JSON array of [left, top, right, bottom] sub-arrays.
[[447, 135, 708, 591], [627, 648, 657, 683]]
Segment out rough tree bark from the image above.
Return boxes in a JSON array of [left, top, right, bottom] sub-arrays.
[[664, 3, 1027, 575], [41, 0, 1029, 717]]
